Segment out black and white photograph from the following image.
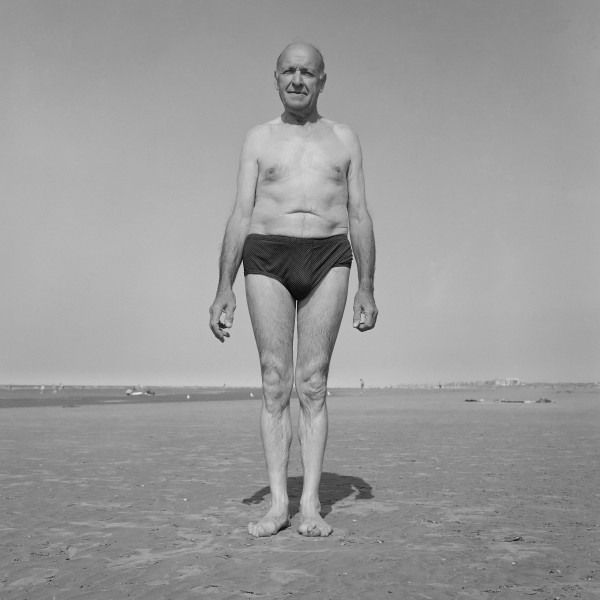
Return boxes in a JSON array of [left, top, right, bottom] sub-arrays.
[[2, 1, 598, 598]]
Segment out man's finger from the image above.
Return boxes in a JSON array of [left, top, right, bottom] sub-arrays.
[[210, 322, 224, 341], [209, 306, 222, 327], [209, 311, 228, 341], [356, 309, 377, 331], [224, 310, 235, 328], [211, 328, 224, 342], [352, 305, 363, 328]]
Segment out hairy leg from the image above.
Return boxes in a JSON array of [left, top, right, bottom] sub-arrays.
[[295, 267, 350, 536], [245, 274, 296, 537]]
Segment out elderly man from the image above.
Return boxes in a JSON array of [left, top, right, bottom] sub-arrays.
[[209, 42, 377, 537]]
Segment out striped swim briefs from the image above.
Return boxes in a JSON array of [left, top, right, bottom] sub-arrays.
[[242, 233, 353, 301]]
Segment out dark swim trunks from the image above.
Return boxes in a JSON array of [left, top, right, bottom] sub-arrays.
[[242, 233, 353, 301]]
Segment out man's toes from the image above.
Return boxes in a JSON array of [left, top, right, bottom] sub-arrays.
[[248, 522, 266, 537], [299, 521, 332, 537], [299, 523, 317, 536]]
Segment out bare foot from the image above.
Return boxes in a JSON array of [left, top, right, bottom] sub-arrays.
[[297, 508, 332, 537], [248, 509, 290, 537]]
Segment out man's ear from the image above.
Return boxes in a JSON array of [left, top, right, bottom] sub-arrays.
[[274, 70, 279, 89], [320, 73, 327, 92]]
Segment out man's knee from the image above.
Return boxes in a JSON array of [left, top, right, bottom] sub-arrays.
[[296, 362, 329, 405], [261, 359, 293, 410]]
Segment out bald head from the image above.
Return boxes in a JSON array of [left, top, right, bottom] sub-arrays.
[[276, 42, 325, 76]]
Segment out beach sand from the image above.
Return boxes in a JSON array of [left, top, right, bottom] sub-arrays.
[[1, 387, 599, 599]]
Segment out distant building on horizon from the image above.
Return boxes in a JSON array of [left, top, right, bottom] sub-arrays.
[[495, 378, 520, 386]]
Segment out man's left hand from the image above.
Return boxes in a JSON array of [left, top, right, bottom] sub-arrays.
[[352, 289, 378, 332]]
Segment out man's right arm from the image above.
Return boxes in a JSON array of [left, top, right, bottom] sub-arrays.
[[209, 127, 262, 342]]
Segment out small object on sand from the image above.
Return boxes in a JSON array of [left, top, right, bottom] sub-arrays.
[[186, 394, 190, 399], [536, 397, 552, 403], [502, 535, 523, 542], [250, 392, 254, 398]]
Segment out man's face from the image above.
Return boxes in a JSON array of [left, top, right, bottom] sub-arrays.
[[274, 45, 326, 114]]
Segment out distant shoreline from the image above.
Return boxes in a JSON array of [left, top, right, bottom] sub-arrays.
[[2, 382, 598, 391], [1, 382, 597, 410]]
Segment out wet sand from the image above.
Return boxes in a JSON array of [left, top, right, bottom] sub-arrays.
[[1, 387, 599, 599]]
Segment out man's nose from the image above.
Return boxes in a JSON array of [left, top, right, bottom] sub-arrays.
[[291, 69, 303, 85]]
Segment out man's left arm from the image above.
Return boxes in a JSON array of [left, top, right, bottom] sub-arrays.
[[342, 126, 378, 332]]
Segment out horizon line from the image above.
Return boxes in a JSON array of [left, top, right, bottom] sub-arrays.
[[3, 381, 599, 389]]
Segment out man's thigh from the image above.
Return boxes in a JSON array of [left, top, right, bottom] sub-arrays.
[[245, 274, 296, 366], [296, 267, 350, 366]]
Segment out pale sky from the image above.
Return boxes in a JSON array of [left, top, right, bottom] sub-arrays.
[[2, 0, 599, 386]]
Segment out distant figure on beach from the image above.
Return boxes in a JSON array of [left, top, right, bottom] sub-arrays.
[[360, 378, 365, 393], [209, 42, 377, 537]]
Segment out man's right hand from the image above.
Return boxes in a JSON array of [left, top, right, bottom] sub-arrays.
[[209, 290, 237, 342]]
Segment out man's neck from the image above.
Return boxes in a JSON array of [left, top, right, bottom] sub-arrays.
[[281, 109, 322, 125]]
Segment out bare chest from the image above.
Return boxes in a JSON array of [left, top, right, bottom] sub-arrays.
[[258, 130, 349, 183]]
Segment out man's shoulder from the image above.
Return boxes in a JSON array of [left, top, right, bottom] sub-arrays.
[[243, 119, 281, 145], [323, 119, 361, 151], [240, 121, 276, 157], [248, 117, 282, 134], [245, 121, 270, 138], [322, 118, 354, 133]]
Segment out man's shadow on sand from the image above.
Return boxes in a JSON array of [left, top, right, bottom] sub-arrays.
[[242, 472, 373, 518]]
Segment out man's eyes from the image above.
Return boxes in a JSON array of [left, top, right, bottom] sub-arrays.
[[282, 69, 315, 77]]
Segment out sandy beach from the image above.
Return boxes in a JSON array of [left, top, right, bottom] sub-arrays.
[[1, 386, 598, 599]]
